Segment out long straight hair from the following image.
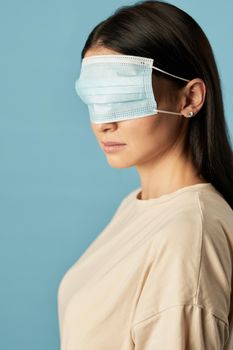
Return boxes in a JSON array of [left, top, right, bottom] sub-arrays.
[[80, 0, 233, 209]]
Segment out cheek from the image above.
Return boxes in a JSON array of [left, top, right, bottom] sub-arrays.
[[123, 117, 160, 147], [123, 115, 181, 160]]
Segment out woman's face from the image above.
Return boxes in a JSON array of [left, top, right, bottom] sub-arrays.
[[85, 47, 187, 169]]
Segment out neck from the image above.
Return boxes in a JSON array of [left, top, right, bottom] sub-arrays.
[[136, 149, 206, 200]]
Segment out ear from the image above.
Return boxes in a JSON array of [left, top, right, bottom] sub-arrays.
[[179, 78, 206, 118]]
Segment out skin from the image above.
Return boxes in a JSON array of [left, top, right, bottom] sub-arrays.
[[84, 46, 207, 200]]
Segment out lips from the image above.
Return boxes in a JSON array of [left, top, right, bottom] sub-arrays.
[[102, 141, 126, 146]]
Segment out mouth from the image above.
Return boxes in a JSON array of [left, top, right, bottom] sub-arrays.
[[101, 141, 127, 153], [101, 141, 126, 146]]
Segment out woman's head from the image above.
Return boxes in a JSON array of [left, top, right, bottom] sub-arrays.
[[85, 46, 205, 174], [79, 0, 233, 208]]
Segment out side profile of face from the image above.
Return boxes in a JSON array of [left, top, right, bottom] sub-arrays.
[[84, 46, 205, 170]]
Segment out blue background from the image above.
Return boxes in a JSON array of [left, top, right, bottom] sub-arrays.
[[0, 1, 232, 349]]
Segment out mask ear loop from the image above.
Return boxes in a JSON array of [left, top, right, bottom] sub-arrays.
[[152, 65, 190, 82], [151, 65, 190, 116]]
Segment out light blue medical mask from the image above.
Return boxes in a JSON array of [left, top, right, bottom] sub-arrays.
[[75, 54, 190, 124]]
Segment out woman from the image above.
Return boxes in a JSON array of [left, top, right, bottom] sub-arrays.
[[57, 1, 233, 349]]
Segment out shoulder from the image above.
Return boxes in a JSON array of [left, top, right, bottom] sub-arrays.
[[158, 185, 233, 308], [196, 184, 233, 243], [160, 183, 233, 248], [133, 185, 233, 325], [193, 186, 233, 324]]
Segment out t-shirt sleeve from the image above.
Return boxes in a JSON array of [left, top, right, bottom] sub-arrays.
[[130, 212, 232, 349], [131, 303, 229, 349]]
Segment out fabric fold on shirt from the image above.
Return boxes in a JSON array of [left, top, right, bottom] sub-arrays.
[[131, 303, 229, 349]]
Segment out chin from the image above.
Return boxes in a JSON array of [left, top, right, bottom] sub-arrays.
[[106, 158, 135, 169]]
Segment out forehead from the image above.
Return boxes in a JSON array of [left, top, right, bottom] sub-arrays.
[[84, 47, 122, 58]]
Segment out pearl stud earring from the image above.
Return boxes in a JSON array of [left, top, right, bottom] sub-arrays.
[[187, 111, 194, 118]]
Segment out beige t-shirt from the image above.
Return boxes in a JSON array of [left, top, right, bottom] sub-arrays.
[[57, 183, 233, 349]]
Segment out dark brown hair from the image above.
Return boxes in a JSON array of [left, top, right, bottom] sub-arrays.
[[80, 0, 233, 209]]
